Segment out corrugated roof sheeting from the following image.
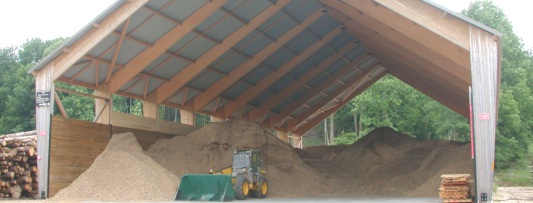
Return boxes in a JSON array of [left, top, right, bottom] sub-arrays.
[[32, 0, 500, 136]]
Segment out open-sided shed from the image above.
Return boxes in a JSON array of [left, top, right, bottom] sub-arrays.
[[30, 0, 501, 201]]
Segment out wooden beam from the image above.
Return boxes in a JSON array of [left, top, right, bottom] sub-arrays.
[[36, 0, 148, 80], [292, 71, 387, 135], [247, 42, 363, 121], [109, 0, 227, 93], [269, 55, 372, 128], [322, 0, 470, 83], [55, 87, 109, 101], [287, 64, 382, 131], [54, 91, 68, 118], [222, 26, 343, 118], [371, 0, 470, 50], [191, 10, 325, 113], [326, 9, 469, 116], [105, 17, 131, 83], [147, 0, 289, 104], [326, 8, 469, 96]]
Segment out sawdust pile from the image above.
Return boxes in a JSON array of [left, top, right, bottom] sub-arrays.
[[52, 120, 473, 200], [298, 127, 474, 197], [50, 132, 179, 201], [146, 119, 325, 197]]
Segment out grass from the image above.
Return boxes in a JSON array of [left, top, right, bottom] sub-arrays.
[[302, 135, 327, 147], [494, 143, 533, 187]]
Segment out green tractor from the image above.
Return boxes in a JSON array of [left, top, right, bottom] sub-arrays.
[[175, 149, 268, 201]]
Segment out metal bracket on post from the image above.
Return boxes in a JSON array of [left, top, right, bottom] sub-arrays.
[[481, 193, 487, 201]]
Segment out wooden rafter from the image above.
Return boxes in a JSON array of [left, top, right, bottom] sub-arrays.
[[327, 9, 468, 114], [268, 55, 372, 128], [287, 64, 381, 130], [105, 17, 131, 83], [322, 0, 470, 82], [38, 0, 148, 80], [221, 26, 344, 118], [147, 0, 290, 104], [292, 70, 387, 135], [108, 0, 227, 94], [191, 10, 325, 113], [371, 0, 470, 50], [247, 41, 360, 121], [325, 8, 469, 95]]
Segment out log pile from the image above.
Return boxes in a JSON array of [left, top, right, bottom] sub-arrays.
[[0, 131, 38, 199], [439, 174, 472, 203]]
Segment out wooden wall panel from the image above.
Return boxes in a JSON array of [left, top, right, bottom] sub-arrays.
[[49, 115, 196, 196], [49, 116, 110, 196], [111, 111, 197, 135], [111, 126, 158, 151]]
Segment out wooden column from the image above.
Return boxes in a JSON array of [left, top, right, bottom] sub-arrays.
[[277, 131, 288, 143], [34, 68, 54, 198], [291, 135, 302, 149], [210, 116, 224, 123], [94, 85, 111, 124], [180, 109, 194, 126], [143, 101, 158, 118], [470, 26, 500, 202]]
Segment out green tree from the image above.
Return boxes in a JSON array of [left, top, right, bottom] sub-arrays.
[[463, 0, 533, 168]]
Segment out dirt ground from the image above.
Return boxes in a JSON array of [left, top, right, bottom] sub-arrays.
[[493, 187, 533, 202]]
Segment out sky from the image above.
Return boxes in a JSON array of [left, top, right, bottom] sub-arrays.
[[0, 0, 532, 50]]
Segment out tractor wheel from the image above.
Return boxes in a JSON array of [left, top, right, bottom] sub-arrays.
[[235, 175, 249, 200], [252, 176, 268, 198]]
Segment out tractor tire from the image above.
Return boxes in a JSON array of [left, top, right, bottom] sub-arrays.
[[252, 176, 268, 198], [235, 174, 250, 200]]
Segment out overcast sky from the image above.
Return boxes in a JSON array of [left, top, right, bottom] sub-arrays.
[[0, 0, 531, 50]]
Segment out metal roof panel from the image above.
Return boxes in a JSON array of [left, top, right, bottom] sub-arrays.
[[129, 15, 177, 44], [160, 0, 207, 22]]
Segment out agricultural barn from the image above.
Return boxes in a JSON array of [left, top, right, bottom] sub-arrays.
[[29, 0, 501, 201]]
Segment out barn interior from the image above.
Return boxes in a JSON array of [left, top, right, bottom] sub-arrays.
[[28, 0, 501, 201]]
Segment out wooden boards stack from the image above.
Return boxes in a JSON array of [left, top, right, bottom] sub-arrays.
[[439, 174, 472, 203], [0, 131, 38, 199]]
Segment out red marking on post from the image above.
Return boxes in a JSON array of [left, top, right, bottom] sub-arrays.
[[479, 113, 489, 120], [469, 105, 474, 159], [39, 131, 46, 136]]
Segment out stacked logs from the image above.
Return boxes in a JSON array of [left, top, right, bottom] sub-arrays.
[[0, 131, 38, 199], [439, 174, 472, 203]]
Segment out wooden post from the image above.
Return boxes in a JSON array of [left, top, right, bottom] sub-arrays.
[[277, 131, 288, 143], [469, 26, 500, 202], [94, 85, 111, 124], [210, 116, 224, 123], [34, 68, 54, 199], [143, 101, 158, 118], [180, 109, 194, 126]]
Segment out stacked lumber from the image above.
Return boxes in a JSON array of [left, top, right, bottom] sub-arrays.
[[0, 131, 38, 199], [439, 174, 472, 203]]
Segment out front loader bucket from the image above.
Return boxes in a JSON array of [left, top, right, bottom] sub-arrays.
[[175, 174, 235, 201]]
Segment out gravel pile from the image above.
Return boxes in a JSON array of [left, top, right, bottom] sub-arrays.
[[50, 132, 179, 201]]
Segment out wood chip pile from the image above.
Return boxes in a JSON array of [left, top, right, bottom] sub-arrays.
[[439, 174, 472, 203], [47, 119, 475, 200], [50, 132, 179, 201], [0, 131, 38, 199]]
